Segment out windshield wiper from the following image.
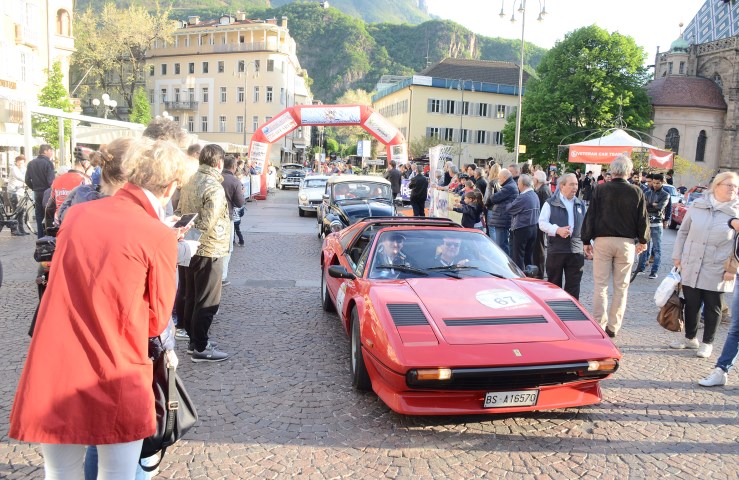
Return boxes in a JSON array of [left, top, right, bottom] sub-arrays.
[[427, 265, 507, 279], [375, 264, 429, 276], [368, 196, 391, 201]]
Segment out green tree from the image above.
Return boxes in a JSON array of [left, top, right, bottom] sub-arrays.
[[129, 86, 152, 125], [72, 2, 176, 110], [502, 25, 653, 166], [408, 134, 445, 160], [33, 61, 73, 150], [325, 138, 340, 154]]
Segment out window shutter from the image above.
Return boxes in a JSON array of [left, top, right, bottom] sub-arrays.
[[426, 127, 432, 138], [427, 99, 433, 113]]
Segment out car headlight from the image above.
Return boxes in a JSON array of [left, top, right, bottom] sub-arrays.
[[329, 221, 343, 233], [299, 194, 308, 201]]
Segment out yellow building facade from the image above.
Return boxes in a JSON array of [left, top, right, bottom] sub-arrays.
[[0, 0, 75, 165], [372, 59, 529, 167], [145, 14, 312, 163]]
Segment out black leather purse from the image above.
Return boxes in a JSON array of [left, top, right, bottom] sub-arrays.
[[140, 339, 198, 472]]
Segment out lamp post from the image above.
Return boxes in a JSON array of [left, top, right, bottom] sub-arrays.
[[500, 0, 547, 163], [450, 79, 475, 167], [237, 60, 260, 146], [91, 93, 117, 119]]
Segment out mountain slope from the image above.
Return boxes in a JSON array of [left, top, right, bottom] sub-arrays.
[[270, 0, 430, 24]]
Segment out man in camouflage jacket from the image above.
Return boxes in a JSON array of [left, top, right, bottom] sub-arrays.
[[176, 144, 232, 362]]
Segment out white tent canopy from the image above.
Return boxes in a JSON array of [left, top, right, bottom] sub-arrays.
[[566, 128, 673, 168], [569, 128, 661, 149]]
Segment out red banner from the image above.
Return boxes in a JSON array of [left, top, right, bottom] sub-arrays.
[[648, 148, 674, 168], [568, 146, 633, 164]]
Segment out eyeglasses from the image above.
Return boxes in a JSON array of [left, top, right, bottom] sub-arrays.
[[719, 182, 739, 189], [444, 241, 462, 248]]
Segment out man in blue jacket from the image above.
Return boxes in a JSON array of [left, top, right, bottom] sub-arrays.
[[485, 169, 519, 255], [24, 144, 55, 238], [507, 174, 540, 269]]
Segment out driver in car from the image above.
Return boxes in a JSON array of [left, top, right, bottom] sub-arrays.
[[376, 232, 410, 267], [433, 235, 470, 267], [334, 183, 355, 200]]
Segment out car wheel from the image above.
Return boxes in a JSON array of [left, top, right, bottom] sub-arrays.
[[279, 183, 284, 190], [321, 268, 335, 312], [669, 219, 677, 230], [351, 309, 371, 391], [298, 208, 305, 217]]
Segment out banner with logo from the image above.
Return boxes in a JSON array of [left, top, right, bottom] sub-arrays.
[[568, 146, 633, 164]]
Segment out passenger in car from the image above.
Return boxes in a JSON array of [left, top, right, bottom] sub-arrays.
[[334, 183, 355, 200], [433, 235, 470, 267]]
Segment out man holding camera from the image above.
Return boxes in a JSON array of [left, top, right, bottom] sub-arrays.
[[635, 173, 670, 279]]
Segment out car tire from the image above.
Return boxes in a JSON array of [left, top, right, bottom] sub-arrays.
[[279, 183, 284, 190], [669, 219, 678, 230], [299, 208, 305, 217], [321, 268, 335, 312], [351, 309, 372, 391]]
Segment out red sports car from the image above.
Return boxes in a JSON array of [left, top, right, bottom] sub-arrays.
[[320, 217, 621, 416], [670, 186, 707, 229]]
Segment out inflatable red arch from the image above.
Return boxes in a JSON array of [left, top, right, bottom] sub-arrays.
[[248, 104, 408, 199]]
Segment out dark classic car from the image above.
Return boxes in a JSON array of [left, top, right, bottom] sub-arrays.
[[317, 175, 397, 238], [277, 163, 307, 190]]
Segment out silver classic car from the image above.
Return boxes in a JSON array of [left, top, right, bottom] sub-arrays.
[[298, 175, 329, 216]]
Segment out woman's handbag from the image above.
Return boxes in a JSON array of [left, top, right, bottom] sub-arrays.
[[723, 233, 739, 274], [654, 267, 681, 307], [657, 284, 685, 333], [140, 346, 198, 472]]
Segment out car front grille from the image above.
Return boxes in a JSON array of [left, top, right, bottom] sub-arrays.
[[545, 300, 589, 321], [406, 362, 610, 390], [387, 304, 429, 327], [443, 316, 547, 326]]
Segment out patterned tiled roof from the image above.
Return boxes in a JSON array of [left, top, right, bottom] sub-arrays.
[[419, 58, 531, 86], [647, 76, 727, 111]]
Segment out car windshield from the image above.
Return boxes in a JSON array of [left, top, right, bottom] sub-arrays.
[[687, 192, 704, 203], [333, 182, 391, 201], [368, 229, 522, 279], [662, 185, 677, 196], [303, 179, 327, 189]]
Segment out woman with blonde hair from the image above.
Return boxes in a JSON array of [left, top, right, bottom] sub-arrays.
[[483, 163, 502, 238], [672, 171, 739, 358], [9, 137, 187, 478]]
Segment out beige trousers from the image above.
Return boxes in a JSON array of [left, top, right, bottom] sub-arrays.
[[592, 237, 636, 333]]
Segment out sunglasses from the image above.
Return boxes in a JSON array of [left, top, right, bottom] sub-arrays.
[[444, 241, 461, 247]]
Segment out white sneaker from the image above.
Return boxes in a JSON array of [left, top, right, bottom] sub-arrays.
[[696, 342, 713, 358], [670, 337, 700, 349], [699, 367, 727, 387]]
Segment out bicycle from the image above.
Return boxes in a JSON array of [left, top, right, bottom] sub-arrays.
[[0, 188, 36, 235]]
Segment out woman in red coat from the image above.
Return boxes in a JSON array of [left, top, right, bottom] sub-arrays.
[[9, 138, 187, 479]]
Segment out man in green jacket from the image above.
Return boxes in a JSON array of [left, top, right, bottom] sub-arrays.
[[177, 144, 232, 362]]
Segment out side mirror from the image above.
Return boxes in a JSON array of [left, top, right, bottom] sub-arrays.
[[328, 265, 356, 280], [524, 265, 540, 278], [322, 193, 329, 201]]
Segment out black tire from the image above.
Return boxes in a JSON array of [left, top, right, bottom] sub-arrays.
[[669, 219, 678, 230], [320, 268, 335, 312], [351, 309, 371, 391], [298, 208, 305, 217]]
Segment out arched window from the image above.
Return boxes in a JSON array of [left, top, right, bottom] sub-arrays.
[[56, 9, 71, 36], [712, 73, 723, 89], [665, 128, 680, 154], [695, 130, 707, 162]]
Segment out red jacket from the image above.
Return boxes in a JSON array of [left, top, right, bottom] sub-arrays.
[[9, 183, 177, 445]]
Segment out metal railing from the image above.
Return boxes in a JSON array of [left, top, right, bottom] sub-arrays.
[[164, 101, 199, 110]]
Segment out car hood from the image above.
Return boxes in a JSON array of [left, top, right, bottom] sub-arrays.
[[336, 201, 394, 224], [303, 187, 325, 200], [402, 278, 572, 345]]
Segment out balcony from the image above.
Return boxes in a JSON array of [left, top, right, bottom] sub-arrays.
[[15, 24, 38, 48], [164, 101, 199, 110]]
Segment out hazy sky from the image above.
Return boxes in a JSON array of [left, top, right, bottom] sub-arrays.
[[425, 0, 704, 62]]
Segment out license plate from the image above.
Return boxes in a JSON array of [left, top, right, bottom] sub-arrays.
[[483, 390, 539, 408]]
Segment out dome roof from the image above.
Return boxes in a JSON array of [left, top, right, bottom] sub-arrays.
[[670, 35, 690, 52], [647, 76, 727, 111]]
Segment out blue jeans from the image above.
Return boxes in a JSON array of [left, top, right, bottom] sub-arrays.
[[638, 225, 662, 273], [494, 227, 510, 256], [716, 275, 739, 373]]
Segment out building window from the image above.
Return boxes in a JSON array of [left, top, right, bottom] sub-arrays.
[[253, 115, 259, 132], [148, 89, 154, 103], [428, 99, 441, 113], [188, 88, 195, 102], [173, 115, 179, 124], [679, 61, 685, 74], [188, 63, 195, 74], [444, 100, 456, 115], [187, 116, 194, 132], [202, 62, 209, 74], [237, 116, 244, 133], [56, 9, 71, 36], [160, 88, 167, 103], [443, 128, 454, 142], [174, 63, 180, 74], [161, 64, 167, 75], [201, 116, 208, 132], [461, 101, 470, 116], [148, 65, 154, 76], [713, 73, 724, 90], [254, 60, 261, 72], [266, 87, 273, 103], [496, 105, 507, 119], [476, 130, 488, 144], [696, 130, 707, 162], [478, 103, 489, 117], [280, 87, 285, 105], [265, 116, 272, 124], [174, 88, 180, 102], [238, 61, 245, 73], [202, 88, 209, 103], [267, 59, 274, 71], [460, 129, 470, 143], [492, 132, 504, 145], [218, 61, 224, 73], [219, 115, 226, 133], [427, 127, 440, 139], [668, 62, 673, 74], [253, 86, 260, 102], [185, 36, 190, 47], [220, 87, 227, 103], [237, 87, 245, 102], [665, 128, 680, 154]]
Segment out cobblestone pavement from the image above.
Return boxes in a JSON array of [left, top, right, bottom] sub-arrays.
[[1, 189, 737, 479]]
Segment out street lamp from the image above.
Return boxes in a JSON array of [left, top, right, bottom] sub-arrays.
[[500, 0, 547, 163], [449, 79, 474, 167], [91, 93, 117, 119], [236, 60, 260, 146]]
